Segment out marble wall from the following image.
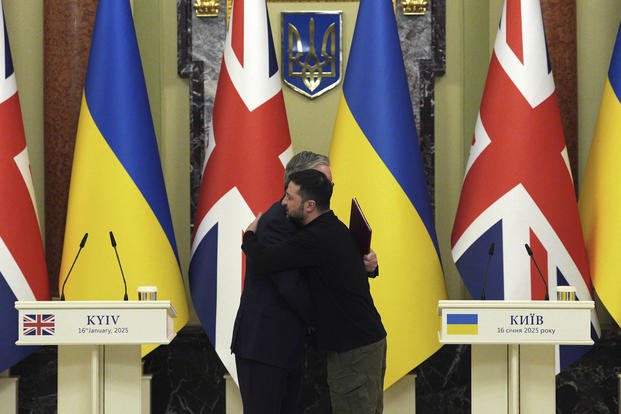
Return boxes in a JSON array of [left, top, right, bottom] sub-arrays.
[[43, 0, 98, 295]]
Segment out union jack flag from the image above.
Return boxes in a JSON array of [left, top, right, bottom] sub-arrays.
[[188, 0, 292, 382], [22, 314, 55, 336], [0, 0, 49, 371], [451, 0, 599, 369]]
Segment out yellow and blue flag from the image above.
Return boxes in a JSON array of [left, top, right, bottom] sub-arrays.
[[446, 314, 478, 335], [329, 0, 447, 388], [580, 24, 621, 327], [60, 0, 189, 353]]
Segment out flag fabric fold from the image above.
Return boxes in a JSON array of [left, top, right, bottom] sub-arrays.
[[189, 0, 293, 382], [580, 24, 621, 327], [328, 0, 447, 388], [451, 0, 599, 369], [60, 0, 188, 354], [0, 0, 49, 372]]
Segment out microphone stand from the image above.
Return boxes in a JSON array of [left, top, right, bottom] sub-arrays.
[[524, 244, 549, 300], [480, 242, 495, 300], [60, 233, 88, 301], [110, 231, 128, 301]]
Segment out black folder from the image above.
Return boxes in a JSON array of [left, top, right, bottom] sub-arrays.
[[349, 198, 372, 254]]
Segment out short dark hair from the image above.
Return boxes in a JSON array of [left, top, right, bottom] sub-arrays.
[[289, 169, 332, 211]]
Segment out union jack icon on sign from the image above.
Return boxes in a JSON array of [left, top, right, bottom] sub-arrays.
[[22, 314, 55, 336]]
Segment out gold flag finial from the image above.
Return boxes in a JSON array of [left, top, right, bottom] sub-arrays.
[[402, 0, 429, 15], [194, 0, 219, 17]]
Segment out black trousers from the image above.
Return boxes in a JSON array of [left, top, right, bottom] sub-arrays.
[[235, 355, 304, 414]]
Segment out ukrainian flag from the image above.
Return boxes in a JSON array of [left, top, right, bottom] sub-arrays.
[[580, 24, 621, 327], [329, 0, 447, 388], [446, 314, 478, 335], [60, 0, 189, 353]]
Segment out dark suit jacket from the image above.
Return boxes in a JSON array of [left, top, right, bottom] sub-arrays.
[[231, 201, 313, 369], [242, 210, 385, 353]]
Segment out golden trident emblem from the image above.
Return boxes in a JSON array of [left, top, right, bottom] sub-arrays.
[[287, 18, 337, 93]]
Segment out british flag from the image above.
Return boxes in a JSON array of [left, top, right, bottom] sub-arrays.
[[22, 314, 55, 336], [0, 0, 49, 371], [188, 0, 292, 382], [451, 0, 599, 369]]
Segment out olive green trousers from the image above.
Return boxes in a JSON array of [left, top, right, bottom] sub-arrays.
[[326, 337, 387, 414]]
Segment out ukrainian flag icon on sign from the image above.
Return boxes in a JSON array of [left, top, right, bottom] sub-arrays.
[[281, 11, 342, 99], [447, 314, 479, 335]]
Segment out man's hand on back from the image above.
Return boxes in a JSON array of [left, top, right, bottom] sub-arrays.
[[246, 212, 263, 233], [363, 249, 378, 273]]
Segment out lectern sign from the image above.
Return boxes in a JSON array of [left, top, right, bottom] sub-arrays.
[[15, 300, 176, 345], [439, 300, 594, 345]]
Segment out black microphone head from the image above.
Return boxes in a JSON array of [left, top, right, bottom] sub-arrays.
[[489, 242, 495, 256], [109, 231, 117, 247], [80, 233, 88, 248], [524, 244, 533, 256]]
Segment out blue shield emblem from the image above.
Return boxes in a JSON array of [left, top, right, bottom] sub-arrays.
[[282, 12, 342, 99]]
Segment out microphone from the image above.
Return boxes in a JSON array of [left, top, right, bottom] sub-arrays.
[[480, 242, 495, 300], [109, 231, 128, 301], [524, 243, 549, 300], [60, 233, 88, 301]]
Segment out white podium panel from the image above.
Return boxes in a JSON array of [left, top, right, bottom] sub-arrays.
[[15, 300, 176, 414], [0, 376, 17, 414], [439, 300, 594, 414], [15, 300, 175, 345], [439, 300, 593, 345]]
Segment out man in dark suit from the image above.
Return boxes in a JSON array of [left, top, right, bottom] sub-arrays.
[[243, 169, 386, 414], [230, 152, 329, 414]]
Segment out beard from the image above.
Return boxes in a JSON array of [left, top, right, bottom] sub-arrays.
[[286, 203, 305, 226]]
